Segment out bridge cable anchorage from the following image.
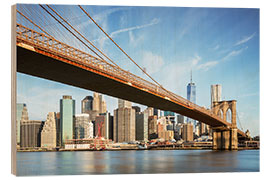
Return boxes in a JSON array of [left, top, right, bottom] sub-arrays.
[[45, 5, 121, 69], [236, 110, 244, 131], [39, 4, 111, 65], [16, 9, 53, 38], [78, 5, 187, 104]]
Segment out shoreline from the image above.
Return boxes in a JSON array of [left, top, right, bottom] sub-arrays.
[[17, 147, 259, 152]]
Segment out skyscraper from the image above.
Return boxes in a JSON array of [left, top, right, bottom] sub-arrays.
[[81, 96, 93, 114], [20, 120, 44, 148], [60, 95, 75, 146], [187, 71, 196, 127], [16, 103, 28, 146], [135, 110, 149, 141], [95, 112, 113, 139], [211, 84, 222, 108], [177, 114, 184, 124], [41, 112, 57, 148], [113, 99, 135, 142], [93, 92, 107, 114], [74, 114, 93, 139], [182, 123, 193, 142]]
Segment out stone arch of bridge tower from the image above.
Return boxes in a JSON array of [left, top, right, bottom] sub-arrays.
[[217, 109, 224, 119], [212, 100, 237, 127]]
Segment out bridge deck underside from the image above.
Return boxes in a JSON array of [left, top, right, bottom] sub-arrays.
[[17, 46, 233, 128]]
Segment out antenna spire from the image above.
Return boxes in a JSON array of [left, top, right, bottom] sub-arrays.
[[190, 69, 192, 83]]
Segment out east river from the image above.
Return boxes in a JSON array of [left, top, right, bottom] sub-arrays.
[[16, 150, 259, 176]]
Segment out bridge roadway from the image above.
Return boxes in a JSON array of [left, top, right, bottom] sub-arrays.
[[15, 24, 245, 137]]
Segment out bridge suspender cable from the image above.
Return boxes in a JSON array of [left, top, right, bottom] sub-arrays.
[[236, 110, 244, 131], [39, 4, 112, 65], [16, 10, 53, 38], [44, 5, 121, 69], [78, 5, 182, 101]]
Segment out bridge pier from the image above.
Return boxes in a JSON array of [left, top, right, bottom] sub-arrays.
[[212, 100, 238, 150], [212, 128, 238, 150]]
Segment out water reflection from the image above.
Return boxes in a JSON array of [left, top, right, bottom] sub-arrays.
[[16, 150, 259, 176]]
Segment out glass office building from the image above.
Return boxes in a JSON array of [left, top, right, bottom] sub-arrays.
[[187, 77, 196, 128], [60, 95, 75, 146]]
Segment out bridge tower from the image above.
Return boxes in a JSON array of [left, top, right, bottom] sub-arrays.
[[211, 100, 238, 150]]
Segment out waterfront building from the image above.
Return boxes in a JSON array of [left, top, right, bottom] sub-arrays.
[[177, 114, 184, 124], [199, 122, 206, 136], [145, 107, 154, 116], [113, 99, 135, 142], [93, 92, 107, 114], [74, 113, 93, 139], [55, 112, 61, 146], [20, 120, 44, 148], [135, 110, 149, 141], [153, 108, 161, 117], [81, 96, 93, 114], [132, 106, 141, 113], [60, 95, 75, 146], [158, 130, 174, 141], [186, 71, 196, 128], [195, 124, 200, 137], [16, 103, 28, 146], [148, 115, 158, 139], [41, 112, 57, 148], [164, 111, 174, 116], [95, 112, 113, 139], [118, 98, 132, 108], [211, 84, 222, 108], [182, 123, 194, 142]]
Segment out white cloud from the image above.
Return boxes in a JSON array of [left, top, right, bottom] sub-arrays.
[[197, 61, 219, 71], [141, 51, 164, 75], [191, 54, 201, 66], [92, 18, 160, 50], [222, 46, 248, 61], [234, 32, 256, 46], [110, 18, 160, 38]]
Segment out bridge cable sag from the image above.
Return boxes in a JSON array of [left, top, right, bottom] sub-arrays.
[[18, 5, 225, 124]]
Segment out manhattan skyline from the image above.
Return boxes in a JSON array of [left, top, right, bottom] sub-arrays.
[[17, 5, 259, 136]]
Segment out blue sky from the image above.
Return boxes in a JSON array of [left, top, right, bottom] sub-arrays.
[[17, 5, 259, 136]]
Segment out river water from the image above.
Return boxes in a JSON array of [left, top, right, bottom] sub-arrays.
[[16, 150, 259, 176]]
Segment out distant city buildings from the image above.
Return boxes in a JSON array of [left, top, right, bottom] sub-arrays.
[[81, 96, 93, 114], [182, 123, 193, 142], [135, 110, 149, 141], [113, 99, 135, 142], [16, 103, 28, 145], [177, 114, 184, 124], [20, 120, 44, 148], [60, 95, 75, 146], [95, 112, 113, 139], [74, 113, 93, 139], [41, 112, 57, 148], [148, 115, 158, 139], [17, 83, 222, 150]]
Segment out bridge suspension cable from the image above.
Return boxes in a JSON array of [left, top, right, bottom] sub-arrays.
[[16, 9, 53, 38], [44, 4, 121, 68], [236, 110, 244, 131], [78, 5, 185, 103], [39, 4, 112, 65]]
